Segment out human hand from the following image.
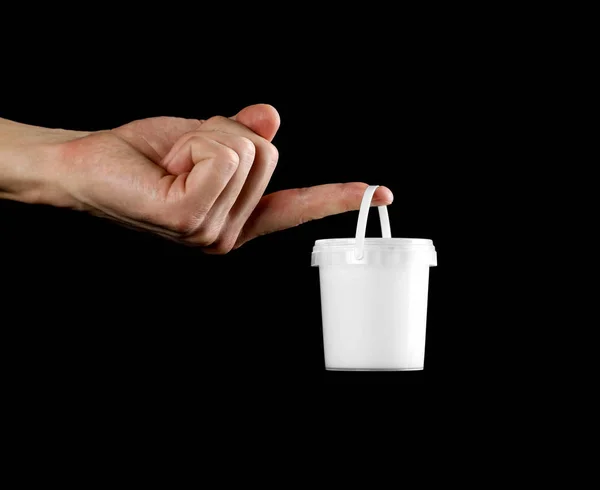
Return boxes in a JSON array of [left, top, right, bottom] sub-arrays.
[[0, 104, 393, 253]]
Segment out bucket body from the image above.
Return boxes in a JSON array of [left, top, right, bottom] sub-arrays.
[[312, 239, 436, 370]]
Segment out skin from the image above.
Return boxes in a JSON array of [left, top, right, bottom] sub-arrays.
[[0, 104, 393, 253]]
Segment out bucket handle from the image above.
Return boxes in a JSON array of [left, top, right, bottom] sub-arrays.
[[354, 185, 391, 260]]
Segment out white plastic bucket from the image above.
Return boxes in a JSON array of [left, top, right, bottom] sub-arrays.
[[311, 185, 437, 371]]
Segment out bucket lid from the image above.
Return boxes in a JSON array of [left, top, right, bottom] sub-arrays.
[[311, 186, 437, 267]]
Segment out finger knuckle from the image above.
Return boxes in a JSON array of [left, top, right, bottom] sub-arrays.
[[167, 210, 198, 236], [206, 234, 237, 255], [189, 135, 211, 159], [264, 143, 279, 168], [195, 225, 221, 247], [236, 136, 256, 162], [347, 182, 368, 195], [215, 146, 240, 171], [205, 115, 228, 127]]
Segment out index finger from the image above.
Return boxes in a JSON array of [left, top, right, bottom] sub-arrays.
[[236, 183, 394, 246]]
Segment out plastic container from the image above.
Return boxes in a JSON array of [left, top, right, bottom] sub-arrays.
[[311, 185, 437, 370]]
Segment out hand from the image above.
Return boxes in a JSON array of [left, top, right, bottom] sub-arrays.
[[0, 104, 393, 253]]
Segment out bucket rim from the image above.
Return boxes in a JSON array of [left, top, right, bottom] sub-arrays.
[[313, 238, 434, 248]]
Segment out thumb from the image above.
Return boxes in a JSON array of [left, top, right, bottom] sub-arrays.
[[230, 104, 281, 142]]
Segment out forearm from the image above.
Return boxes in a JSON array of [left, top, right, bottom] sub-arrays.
[[0, 118, 90, 206]]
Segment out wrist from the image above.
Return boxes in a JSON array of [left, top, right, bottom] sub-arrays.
[[0, 118, 91, 207]]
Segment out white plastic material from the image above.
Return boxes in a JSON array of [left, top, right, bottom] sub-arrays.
[[354, 185, 391, 260], [311, 185, 437, 371]]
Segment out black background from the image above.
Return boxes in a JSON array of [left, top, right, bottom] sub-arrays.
[[1, 12, 492, 401]]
